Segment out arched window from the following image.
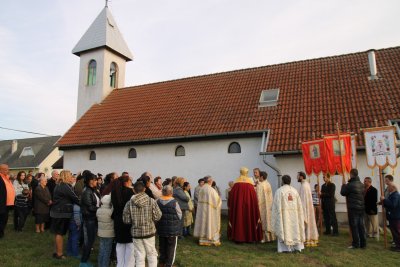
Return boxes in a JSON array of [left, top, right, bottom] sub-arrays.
[[110, 62, 118, 88], [175, 145, 185, 157], [87, 60, 97, 86], [89, 151, 96, 160], [128, 148, 137, 158], [228, 142, 241, 153]]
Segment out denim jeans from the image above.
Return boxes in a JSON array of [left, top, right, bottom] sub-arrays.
[[98, 237, 113, 267], [348, 210, 366, 248], [67, 220, 81, 257], [81, 218, 98, 263]]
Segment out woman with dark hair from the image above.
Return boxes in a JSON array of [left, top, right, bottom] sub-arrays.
[[183, 182, 194, 236], [138, 175, 155, 199], [13, 171, 28, 230], [13, 171, 28, 196], [162, 178, 172, 187], [102, 172, 119, 196], [80, 172, 101, 266], [111, 175, 135, 266]]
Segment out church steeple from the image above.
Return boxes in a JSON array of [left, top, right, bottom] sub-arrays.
[[73, 6, 133, 120]]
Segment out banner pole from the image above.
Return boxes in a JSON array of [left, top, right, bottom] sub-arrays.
[[379, 167, 388, 248], [337, 122, 352, 241], [317, 173, 323, 235]]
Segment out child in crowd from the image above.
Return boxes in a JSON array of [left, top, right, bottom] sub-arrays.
[[66, 202, 82, 258], [97, 194, 115, 267], [183, 182, 194, 236], [14, 188, 31, 231]]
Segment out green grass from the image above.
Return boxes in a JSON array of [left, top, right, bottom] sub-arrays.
[[0, 211, 398, 267]]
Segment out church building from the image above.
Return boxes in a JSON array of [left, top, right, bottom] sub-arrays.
[[57, 6, 400, 215]]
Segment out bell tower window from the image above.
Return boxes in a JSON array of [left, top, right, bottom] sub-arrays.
[[87, 60, 97, 86], [110, 62, 118, 88]]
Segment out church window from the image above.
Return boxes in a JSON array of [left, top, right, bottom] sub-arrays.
[[259, 89, 279, 107], [89, 151, 96, 160], [128, 148, 137, 158], [87, 60, 97, 86], [175, 145, 185, 157], [228, 142, 241, 153], [110, 62, 118, 88]]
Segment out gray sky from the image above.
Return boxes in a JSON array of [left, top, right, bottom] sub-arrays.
[[1, 0, 399, 140]]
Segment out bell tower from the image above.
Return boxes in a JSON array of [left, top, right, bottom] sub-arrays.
[[72, 4, 133, 120]]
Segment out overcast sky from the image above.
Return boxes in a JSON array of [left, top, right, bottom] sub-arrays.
[[1, 0, 399, 141]]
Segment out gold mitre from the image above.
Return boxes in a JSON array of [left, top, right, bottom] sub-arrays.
[[240, 167, 249, 176]]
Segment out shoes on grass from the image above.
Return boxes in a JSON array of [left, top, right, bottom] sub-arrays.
[[52, 253, 66, 260]]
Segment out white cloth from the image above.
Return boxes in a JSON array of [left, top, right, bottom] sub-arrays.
[[13, 180, 28, 196], [116, 242, 135, 267], [193, 184, 221, 245], [299, 180, 319, 247], [133, 236, 157, 267], [277, 239, 305, 253], [97, 195, 115, 238], [256, 180, 275, 242], [271, 184, 305, 252]]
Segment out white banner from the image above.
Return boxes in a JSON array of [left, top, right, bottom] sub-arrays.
[[364, 126, 397, 168]]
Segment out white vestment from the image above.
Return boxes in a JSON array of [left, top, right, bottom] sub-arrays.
[[193, 184, 221, 246], [256, 180, 275, 242], [271, 184, 305, 252], [299, 180, 319, 247]]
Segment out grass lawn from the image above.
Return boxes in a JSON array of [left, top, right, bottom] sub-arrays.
[[0, 211, 398, 267]]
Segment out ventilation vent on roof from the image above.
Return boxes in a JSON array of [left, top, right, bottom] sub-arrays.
[[20, 147, 35, 158], [259, 89, 279, 107]]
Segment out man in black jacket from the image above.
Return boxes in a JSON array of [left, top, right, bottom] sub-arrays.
[[341, 168, 366, 249], [363, 177, 378, 238], [80, 173, 100, 267], [320, 173, 339, 236]]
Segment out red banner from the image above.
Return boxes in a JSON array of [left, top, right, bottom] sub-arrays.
[[301, 139, 327, 176], [324, 134, 352, 175]]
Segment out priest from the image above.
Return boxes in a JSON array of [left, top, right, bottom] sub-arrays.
[[193, 176, 221, 246], [272, 174, 305, 252], [256, 171, 275, 242], [297, 171, 319, 247], [228, 167, 263, 243]]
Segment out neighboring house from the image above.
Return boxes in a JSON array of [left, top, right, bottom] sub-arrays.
[[0, 136, 62, 177], [57, 6, 400, 219]]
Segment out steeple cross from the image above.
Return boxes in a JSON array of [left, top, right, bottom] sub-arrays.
[[105, 0, 109, 8]]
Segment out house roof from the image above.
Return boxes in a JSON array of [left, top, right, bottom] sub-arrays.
[[72, 7, 133, 61], [57, 47, 400, 153], [0, 136, 61, 169]]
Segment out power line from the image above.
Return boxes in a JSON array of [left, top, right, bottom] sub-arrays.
[[0, 126, 53, 137]]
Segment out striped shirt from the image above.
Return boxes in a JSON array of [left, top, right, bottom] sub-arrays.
[[15, 194, 29, 208], [312, 190, 319, 206]]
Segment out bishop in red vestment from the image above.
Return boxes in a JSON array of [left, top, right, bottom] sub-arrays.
[[228, 167, 263, 242]]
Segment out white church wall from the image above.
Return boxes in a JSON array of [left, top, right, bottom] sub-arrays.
[[63, 137, 279, 208], [275, 152, 400, 221]]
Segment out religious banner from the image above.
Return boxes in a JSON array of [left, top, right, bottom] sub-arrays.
[[301, 139, 327, 176], [363, 126, 397, 169], [324, 133, 352, 175]]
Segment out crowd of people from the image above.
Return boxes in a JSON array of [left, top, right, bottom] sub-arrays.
[[0, 163, 399, 267]]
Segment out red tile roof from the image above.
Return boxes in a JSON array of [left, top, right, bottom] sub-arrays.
[[57, 47, 400, 153]]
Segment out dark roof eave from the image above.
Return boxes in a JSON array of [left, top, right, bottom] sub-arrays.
[[58, 130, 268, 150], [72, 45, 132, 61]]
